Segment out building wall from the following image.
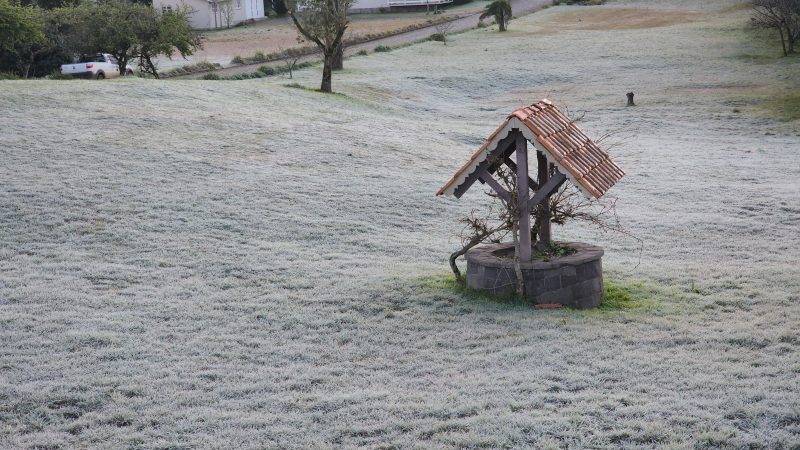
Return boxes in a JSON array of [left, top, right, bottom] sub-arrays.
[[350, 0, 388, 11], [153, 0, 265, 30]]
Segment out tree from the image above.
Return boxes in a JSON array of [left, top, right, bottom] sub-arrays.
[[479, 0, 511, 32], [0, 0, 48, 77], [137, 5, 201, 78], [752, 0, 800, 55], [433, 20, 454, 45], [219, 0, 234, 28], [271, 0, 287, 15], [56, 0, 144, 77], [57, 0, 199, 78], [287, 0, 351, 92]]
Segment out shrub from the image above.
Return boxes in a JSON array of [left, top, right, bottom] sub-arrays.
[[231, 55, 245, 64], [429, 33, 446, 42], [258, 65, 276, 75], [202, 72, 221, 80], [374, 45, 391, 52], [48, 71, 74, 80], [0, 72, 20, 80], [356, 49, 368, 56], [253, 51, 266, 62]]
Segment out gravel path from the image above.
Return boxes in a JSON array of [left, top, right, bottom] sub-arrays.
[[178, 0, 551, 79]]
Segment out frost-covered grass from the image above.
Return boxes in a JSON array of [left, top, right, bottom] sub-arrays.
[[1, 0, 799, 448]]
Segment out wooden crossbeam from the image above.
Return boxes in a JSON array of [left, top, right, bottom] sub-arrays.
[[478, 172, 510, 204], [453, 133, 516, 198], [526, 170, 566, 210], [503, 157, 539, 191]]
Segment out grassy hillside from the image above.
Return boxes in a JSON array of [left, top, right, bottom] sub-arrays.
[[1, 0, 798, 447]]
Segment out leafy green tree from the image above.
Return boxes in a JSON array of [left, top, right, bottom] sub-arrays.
[[136, 5, 201, 78], [0, 0, 47, 77], [57, 0, 199, 78], [287, 0, 351, 92], [480, 0, 512, 32]]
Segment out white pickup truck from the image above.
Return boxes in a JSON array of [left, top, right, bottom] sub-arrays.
[[60, 53, 135, 79]]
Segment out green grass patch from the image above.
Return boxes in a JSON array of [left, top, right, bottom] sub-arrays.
[[418, 273, 659, 311], [598, 280, 656, 311], [760, 92, 800, 122]]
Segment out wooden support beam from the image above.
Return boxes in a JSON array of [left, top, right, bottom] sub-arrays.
[[504, 157, 539, 191], [527, 170, 566, 210], [453, 133, 516, 198], [515, 131, 531, 262], [478, 172, 511, 204], [536, 151, 552, 248]]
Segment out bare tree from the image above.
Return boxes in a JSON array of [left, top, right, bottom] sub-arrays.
[[287, 0, 351, 92], [433, 20, 454, 45], [220, 0, 235, 28], [752, 0, 800, 55]]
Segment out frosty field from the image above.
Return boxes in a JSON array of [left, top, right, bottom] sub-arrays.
[[1, 0, 799, 448]]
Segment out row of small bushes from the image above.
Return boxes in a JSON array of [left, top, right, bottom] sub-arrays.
[[202, 60, 314, 80], [162, 61, 222, 77], [228, 15, 460, 66], [230, 46, 316, 65]]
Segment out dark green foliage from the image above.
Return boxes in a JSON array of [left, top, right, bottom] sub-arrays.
[[374, 45, 391, 52], [231, 55, 245, 64], [356, 49, 368, 56], [0, 0, 49, 77], [50, 0, 200, 78], [429, 32, 445, 42], [257, 65, 275, 75], [163, 60, 220, 76], [201, 72, 221, 80], [271, 0, 287, 15], [479, 0, 512, 32]]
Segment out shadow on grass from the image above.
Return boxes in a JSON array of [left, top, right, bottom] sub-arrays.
[[283, 83, 349, 97]]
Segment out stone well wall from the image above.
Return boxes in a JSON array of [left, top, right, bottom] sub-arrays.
[[465, 242, 604, 308]]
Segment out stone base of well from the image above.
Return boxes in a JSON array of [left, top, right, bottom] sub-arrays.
[[465, 242, 604, 308]]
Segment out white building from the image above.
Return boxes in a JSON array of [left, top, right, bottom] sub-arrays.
[[154, 0, 266, 30], [350, 0, 451, 13]]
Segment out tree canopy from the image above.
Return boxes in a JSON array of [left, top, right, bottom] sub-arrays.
[[480, 0, 512, 32], [287, 0, 351, 92]]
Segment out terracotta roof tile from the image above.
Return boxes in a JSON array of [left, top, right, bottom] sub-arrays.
[[437, 100, 624, 199]]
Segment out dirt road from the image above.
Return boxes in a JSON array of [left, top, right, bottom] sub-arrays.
[[178, 0, 552, 79]]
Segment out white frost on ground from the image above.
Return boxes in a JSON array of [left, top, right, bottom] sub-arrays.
[[1, 0, 799, 448]]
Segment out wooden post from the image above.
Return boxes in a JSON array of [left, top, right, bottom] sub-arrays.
[[537, 151, 551, 249], [515, 131, 531, 261]]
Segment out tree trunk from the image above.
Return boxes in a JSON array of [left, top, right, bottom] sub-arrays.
[[498, 13, 506, 32], [320, 52, 333, 92], [145, 54, 159, 79], [332, 43, 343, 70], [785, 24, 795, 53], [779, 26, 788, 56], [118, 55, 129, 77], [626, 92, 635, 106]]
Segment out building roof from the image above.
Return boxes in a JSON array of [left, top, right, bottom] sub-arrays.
[[436, 99, 624, 199]]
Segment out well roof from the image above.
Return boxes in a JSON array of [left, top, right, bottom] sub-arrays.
[[436, 99, 624, 199]]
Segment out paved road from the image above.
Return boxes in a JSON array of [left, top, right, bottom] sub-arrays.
[[178, 0, 551, 79]]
